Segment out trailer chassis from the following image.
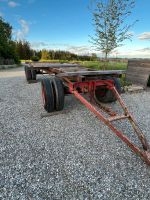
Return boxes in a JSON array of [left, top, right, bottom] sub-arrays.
[[61, 77, 150, 166], [25, 63, 150, 166]]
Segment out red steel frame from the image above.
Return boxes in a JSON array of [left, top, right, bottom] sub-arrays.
[[64, 78, 150, 166], [28, 63, 150, 166]]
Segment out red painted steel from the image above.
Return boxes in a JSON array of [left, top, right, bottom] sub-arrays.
[[67, 79, 150, 166], [32, 61, 150, 166]]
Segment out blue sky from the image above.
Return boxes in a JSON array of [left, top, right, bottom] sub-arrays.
[[0, 0, 150, 58]]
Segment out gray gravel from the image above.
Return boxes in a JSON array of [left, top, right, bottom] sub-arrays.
[[0, 67, 150, 200]]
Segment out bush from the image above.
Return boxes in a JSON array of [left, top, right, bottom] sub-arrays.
[[31, 56, 40, 62], [120, 75, 132, 87]]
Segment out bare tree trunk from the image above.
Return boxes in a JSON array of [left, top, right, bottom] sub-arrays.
[[105, 52, 108, 61], [103, 51, 108, 70]]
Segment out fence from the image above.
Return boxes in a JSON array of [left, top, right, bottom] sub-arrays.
[[0, 58, 15, 65]]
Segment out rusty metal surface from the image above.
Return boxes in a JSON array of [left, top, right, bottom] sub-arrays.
[[30, 62, 81, 68], [26, 62, 125, 78], [108, 114, 130, 122], [57, 70, 126, 77]]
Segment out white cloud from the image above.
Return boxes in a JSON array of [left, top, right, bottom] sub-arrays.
[[30, 41, 150, 58], [67, 45, 97, 55], [101, 46, 150, 58], [31, 42, 97, 55], [138, 32, 150, 40], [8, 1, 19, 7], [31, 42, 101, 56], [31, 42, 49, 48], [136, 48, 150, 52], [112, 47, 150, 58], [31, 42, 71, 50], [67, 46, 89, 53], [14, 19, 29, 40]]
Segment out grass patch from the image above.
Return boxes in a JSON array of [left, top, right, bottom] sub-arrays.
[[21, 60, 127, 70], [80, 61, 127, 70], [21, 60, 32, 63]]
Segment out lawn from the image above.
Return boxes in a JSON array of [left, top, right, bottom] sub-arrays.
[[79, 61, 127, 70], [21, 60, 128, 70]]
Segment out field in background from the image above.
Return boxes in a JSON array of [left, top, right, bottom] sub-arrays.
[[80, 61, 127, 70], [21, 60, 128, 70]]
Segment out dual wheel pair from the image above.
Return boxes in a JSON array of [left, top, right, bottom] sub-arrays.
[[41, 77, 121, 113], [41, 78, 64, 113], [24, 66, 36, 82]]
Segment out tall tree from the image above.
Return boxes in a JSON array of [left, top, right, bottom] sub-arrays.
[[15, 41, 24, 59], [0, 17, 11, 58], [41, 49, 50, 60], [0, 17, 19, 63], [15, 40, 33, 60], [90, 0, 137, 60], [23, 41, 32, 59]]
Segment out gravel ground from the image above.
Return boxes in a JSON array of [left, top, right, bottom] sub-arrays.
[[0, 67, 150, 200]]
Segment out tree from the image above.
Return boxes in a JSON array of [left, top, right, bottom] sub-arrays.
[[15, 41, 24, 59], [41, 49, 50, 60], [0, 17, 19, 63], [49, 50, 55, 60], [15, 40, 33, 60], [0, 17, 12, 58], [90, 0, 137, 60], [23, 41, 32, 59], [91, 53, 97, 61]]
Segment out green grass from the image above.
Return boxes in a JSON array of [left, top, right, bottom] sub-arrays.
[[21, 60, 32, 63], [21, 60, 127, 70], [80, 61, 127, 70]]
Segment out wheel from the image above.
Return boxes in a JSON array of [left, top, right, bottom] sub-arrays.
[[24, 66, 32, 81], [94, 77, 122, 103], [24, 66, 36, 81], [31, 69, 36, 80], [41, 78, 55, 112], [51, 78, 64, 111]]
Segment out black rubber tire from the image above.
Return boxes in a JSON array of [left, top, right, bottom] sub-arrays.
[[24, 66, 32, 81], [94, 77, 122, 103], [112, 77, 122, 94], [41, 79, 54, 112], [31, 69, 36, 80], [51, 78, 64, 111]]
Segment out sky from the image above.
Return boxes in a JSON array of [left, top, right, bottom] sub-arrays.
[[0, 0, 150, 58]]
